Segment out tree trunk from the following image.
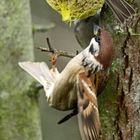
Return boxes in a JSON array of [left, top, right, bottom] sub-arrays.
[[0, 1, 42, 140], [99, 1, 140, 140], [116, 25, 140, 140]]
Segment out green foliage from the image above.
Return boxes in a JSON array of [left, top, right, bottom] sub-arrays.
[[46, 0, 105, 21]]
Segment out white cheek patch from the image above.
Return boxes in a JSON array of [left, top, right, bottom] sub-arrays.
[[88, 38, 100, 57], [81, 37, 103, 72]]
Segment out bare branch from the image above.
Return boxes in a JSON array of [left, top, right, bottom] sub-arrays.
[[46, 38, 55, 53], [37, 47, 75, 58], [37, 37, 76, 58]]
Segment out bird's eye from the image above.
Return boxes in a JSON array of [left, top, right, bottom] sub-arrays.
[[95, 36, 100, 44]]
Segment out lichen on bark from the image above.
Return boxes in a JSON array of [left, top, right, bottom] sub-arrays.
[[97, 1, 140, 139]]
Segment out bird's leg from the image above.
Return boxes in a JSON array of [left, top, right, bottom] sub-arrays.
[[57, 108, 78, 124], [50, 54, 58, 71]]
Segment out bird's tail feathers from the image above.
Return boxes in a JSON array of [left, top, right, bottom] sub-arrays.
[[106, 0, 135, 24], [18, 62, 59, 96]]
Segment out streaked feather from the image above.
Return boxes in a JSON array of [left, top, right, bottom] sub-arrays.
[[18, 29, 113, 140], [77, 72, 101, 140]]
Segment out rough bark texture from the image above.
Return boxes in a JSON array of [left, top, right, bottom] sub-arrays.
[[99, 1, 140, 140], [117, 24, 140, 140], [0, 0, 42, 140]]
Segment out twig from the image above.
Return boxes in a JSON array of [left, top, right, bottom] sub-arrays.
[[46, 38, 55, 53], [37, 47, 75, 58], [37, 37, 76, 58]]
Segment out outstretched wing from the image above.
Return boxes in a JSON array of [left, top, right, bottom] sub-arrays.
[[77, 72, 101, 140]]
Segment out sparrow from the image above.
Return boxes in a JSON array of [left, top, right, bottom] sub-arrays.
[[19, 28, 114, 140], [46, 0, 135, 23]]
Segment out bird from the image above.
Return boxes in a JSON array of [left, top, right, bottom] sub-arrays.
[[46, 0, 135, 23], [46, 0, 135, 49], [19, 27, 114, 140], [74, 0, 136, 49]]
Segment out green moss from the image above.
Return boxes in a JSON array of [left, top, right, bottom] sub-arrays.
[[98, 72, 119, 139]]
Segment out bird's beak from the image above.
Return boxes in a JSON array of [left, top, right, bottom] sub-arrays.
[[93, 25, 101, 36]]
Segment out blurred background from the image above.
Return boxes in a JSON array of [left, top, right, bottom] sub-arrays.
[[30, 0, 81, 140], [0, 0, 82, 140]]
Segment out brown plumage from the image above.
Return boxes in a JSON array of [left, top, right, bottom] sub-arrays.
[[96, 29, 114, 70], [57, 28, 113, 140], [19, 28, 114, 140], [74, 28, 113, 140], [77, 72, 101, 140]]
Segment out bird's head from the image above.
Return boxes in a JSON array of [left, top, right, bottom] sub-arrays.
[[87, 27, 114, 70]]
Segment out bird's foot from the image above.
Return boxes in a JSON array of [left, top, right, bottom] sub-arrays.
[[50, 53, 58, 70]]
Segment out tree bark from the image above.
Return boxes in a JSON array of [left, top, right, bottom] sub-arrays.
[[116, 25, 140, 140], [0, 1, 42, 140], [99, 1, 140, 140]]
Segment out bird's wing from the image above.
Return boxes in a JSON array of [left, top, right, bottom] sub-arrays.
[[77, 72, 101, 140], [106, 0, 135, 23]]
